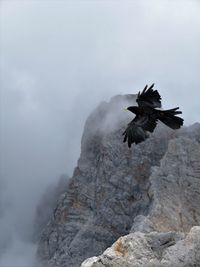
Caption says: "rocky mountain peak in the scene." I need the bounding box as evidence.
[37,95,200,267]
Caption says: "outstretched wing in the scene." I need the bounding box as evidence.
[123,121,148,147]
[123,115,158,147]
[136,84,161,108]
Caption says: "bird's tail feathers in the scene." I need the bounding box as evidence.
[158,107,184,129]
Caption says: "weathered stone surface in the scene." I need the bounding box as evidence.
[81,136,200,267]
[33,174,69,242]
[148,137,200,233]
[130,215,155,233]
[81,227,200,267]
[36,94,200,267]
[161,226,200,266]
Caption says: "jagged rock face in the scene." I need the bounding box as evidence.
[33,175,69,242]
[148,137,200,233]
[37,94,200,267]
[81,226,200,267]
[81,137,200,267]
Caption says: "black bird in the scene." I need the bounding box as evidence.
[123,84,184,147]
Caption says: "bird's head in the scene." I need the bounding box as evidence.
[126,106,138,114]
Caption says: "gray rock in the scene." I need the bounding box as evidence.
[161,226,200,267]
[148,137,200,233]
[33,174,69,242]
[81,135,200,267]
[130,215,155,233]
[36,94,200,267]
[81,227,200,267]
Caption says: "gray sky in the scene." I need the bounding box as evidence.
[0,0,200,264]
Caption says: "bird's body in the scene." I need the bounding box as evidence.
[123,84,184,147]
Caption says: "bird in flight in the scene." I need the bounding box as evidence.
[123,84,184,148]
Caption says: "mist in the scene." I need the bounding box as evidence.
[0,0,200,266]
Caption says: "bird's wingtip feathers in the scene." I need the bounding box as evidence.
[149,83,155,90]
